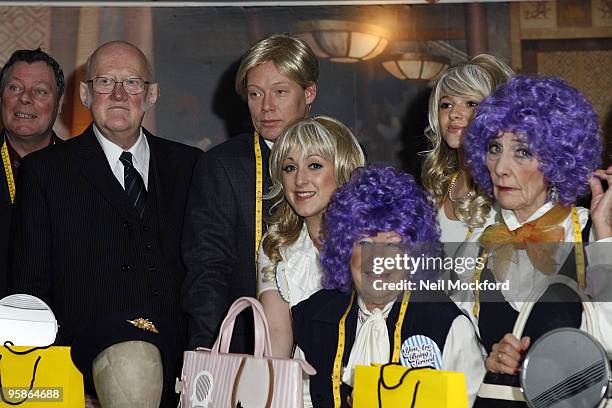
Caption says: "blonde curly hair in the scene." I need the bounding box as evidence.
[421,54,513,229]
[261,116,365,282]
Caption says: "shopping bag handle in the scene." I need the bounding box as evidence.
[1,342,52,355]
[212,297,272,358]
[0,341,47,405]
[377,363,433,408]
[512,275,598,339]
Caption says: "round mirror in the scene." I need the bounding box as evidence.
[0,294,57,346]
[520,327,610,408]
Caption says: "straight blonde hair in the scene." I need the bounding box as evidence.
[235,33,319,99]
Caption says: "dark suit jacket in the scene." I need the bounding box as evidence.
[1,131,62,296]
[182,132,272,352]
[9,125,201,402]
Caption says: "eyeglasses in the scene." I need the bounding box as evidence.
[86,77,150,95]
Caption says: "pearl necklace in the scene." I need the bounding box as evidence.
[447,172,474,203]
[357,306,389,324]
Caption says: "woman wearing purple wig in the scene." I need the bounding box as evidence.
[462,75,612,406]
[292,166,485,407]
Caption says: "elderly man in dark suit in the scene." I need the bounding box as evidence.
[182,33,318,352]
[0,48,64,295]
[10,41,201,406]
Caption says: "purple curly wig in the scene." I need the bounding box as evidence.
[465,75,602,206]
[320,166,441,292]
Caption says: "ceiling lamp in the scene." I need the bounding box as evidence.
[295,20,391,63]
[382,52,450,81]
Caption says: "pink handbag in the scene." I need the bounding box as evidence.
[176,297,316,407]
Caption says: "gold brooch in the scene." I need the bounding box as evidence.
[127,318,159,333]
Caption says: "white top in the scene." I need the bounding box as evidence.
[257,223,322,305]
[453,202,612,355]
[93,124,149,189]
[438,204,497,243]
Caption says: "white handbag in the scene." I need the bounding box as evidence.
[176,296,315,407]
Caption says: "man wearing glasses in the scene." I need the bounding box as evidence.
[10,41,201,406]
[0,48,64,296]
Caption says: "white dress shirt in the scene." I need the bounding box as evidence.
[93,125,150,190]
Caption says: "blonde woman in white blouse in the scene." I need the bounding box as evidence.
[257,116,365,406]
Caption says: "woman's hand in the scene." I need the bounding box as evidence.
[486,333,530,375]
[589,166,612,240]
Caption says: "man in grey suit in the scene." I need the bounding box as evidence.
[182,33,318,352]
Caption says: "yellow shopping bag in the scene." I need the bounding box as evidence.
[353,363,468,408]
[0,343,84,407]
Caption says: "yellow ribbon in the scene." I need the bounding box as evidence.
[473,206,585,318]
[479,205,570,279]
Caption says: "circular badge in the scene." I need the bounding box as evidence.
[400,335,443,369]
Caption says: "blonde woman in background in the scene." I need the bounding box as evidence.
[257,116,365,406]
[421,54,514,241]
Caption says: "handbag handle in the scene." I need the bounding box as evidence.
[512,274,599,339]
[212,297,272,358]
[0,342,46,405]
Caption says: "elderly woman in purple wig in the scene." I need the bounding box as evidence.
[461,75,612,406]
[292,166,485,407]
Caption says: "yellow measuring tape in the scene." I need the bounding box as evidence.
[332,290,410,407]
[472,252,488,318]
[473,206,586,318]
[571,206,585,289]
[254,132,264,293]
[1,139,15,204]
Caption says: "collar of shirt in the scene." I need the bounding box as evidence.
[93,124,150,190]
[275,223,322,306]
[501,201,555,231]
[280,222,319,260]
[3,129,60,182]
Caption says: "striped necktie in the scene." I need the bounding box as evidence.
[119,151,146,217]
